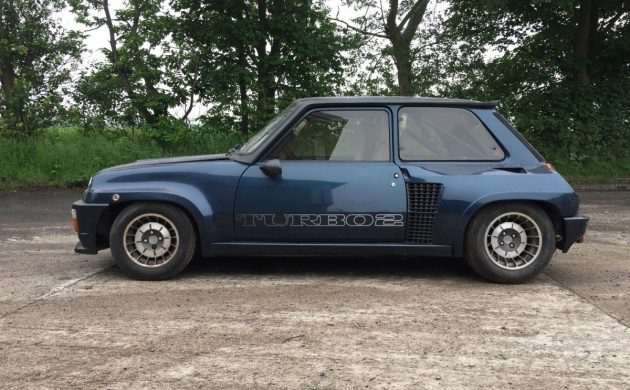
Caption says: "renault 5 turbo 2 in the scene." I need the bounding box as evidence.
[72,97,588,283]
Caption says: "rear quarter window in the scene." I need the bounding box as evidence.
[399,107,505,161]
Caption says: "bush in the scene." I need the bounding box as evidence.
[0,126,241,189]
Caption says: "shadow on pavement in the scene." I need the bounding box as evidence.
[178,255,479,281]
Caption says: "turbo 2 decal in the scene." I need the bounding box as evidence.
[236,213,404,228]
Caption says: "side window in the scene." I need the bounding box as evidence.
[398,107,505,161]
[270,110,390,162]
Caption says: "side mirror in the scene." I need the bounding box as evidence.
[260,159,282,177]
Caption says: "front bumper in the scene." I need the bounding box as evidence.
[72,200,110,255]
[558,216,589,252]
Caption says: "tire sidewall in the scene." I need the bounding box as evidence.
[109,203,196,280]
[465,203,555,284]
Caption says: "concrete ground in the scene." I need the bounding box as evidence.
[0,189,628,389]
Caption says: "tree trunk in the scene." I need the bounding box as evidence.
[254,79,275,129]
[0,60,30,135]
[142,72,167,121]
[102,0,156,124]
[238,71,250,139]
[0,61,16,101]
[253,0,276,127]
[392,43,413,95]
[384,0,428,96]
[574,0,598,85]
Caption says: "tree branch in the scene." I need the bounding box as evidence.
[601,2,629,33]
[102,0,120,63]
[182,88,195,121]
[398,0,428,31]
[82,23,105,33]
[102,0,154,123]
[330,17,388,39]
[378,0,387,28]
[386,0,399,34]
[401,0,429,43]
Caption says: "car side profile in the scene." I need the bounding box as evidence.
[72,97,588,283]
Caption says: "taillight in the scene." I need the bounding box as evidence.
[543,162,556,172]
[71,209,78,233]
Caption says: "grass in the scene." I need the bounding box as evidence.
[1,126,629,189]
[553,158,630,185]
[0,126,241,189]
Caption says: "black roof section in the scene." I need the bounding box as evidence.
[293,96,499,108]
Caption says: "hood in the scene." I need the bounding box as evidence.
[101,153,228,172]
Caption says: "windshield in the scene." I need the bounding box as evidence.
[237,102,298,154]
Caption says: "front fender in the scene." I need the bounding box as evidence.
[83,160,248,256]
[86,184,211,251]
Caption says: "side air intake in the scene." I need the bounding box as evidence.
[405,182,443,244]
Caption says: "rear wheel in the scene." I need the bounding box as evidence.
[464,203,555,283]
[109,203,196,280]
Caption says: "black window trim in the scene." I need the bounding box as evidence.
[260,107,394,163]
[397,106,508,163]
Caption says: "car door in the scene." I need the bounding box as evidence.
[233,108,407,242]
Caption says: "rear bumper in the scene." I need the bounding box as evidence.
[558,216,589,252]
[72,200,110,255]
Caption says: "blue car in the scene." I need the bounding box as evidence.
[72,97,588,283]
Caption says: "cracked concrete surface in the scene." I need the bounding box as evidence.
[0,189,628,389]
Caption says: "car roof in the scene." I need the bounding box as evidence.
[293,96,499,108]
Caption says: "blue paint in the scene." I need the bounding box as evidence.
[73,98,587,258]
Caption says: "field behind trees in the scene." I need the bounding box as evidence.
[1,0,629,188]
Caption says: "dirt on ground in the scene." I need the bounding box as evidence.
[0,189,628,389]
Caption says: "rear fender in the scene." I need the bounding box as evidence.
[452,192,573,257]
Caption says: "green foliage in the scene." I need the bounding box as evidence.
[0,126,241,189]
[68,0,203,134]
[1,0,629,188]
[555,157,630,184]
[434,0,630,164]
[0,0,82,135]
[172,0,350,135]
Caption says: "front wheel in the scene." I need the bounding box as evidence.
[464,203,555,284]
[109,203,196,280]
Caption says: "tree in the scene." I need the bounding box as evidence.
[444,0,630,87]
[173,0,348,137]
[438,0,630,160]
[0,0,82,135]
[70,0,198,131]
[572,0,630,84]
[333,0,432,95]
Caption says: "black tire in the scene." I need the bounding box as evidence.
[464,202,555,284]
[109,202,196,280]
